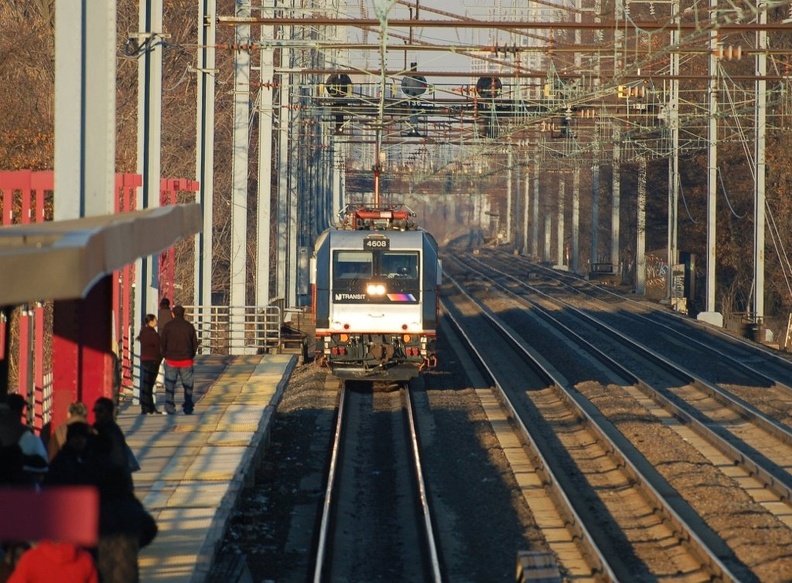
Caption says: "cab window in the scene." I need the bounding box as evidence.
[334,251,373,279]
[378,252,418,279]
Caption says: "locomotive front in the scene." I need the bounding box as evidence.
[312,206,440,381]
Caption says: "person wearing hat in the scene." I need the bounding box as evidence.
[47,401,90,461]
[160,305,199,415]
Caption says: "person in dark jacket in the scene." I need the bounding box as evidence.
[0,397,48,486]
[44,422,94,487]
[160,305,199,415]
[156,298,172,335]
[92,467,157,583]
[135,314,163,415]
[90,398,134,494]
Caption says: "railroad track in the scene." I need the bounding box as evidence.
[312,380,442,582]
[440,253,792,581]
[488,249,792,396]
[453,252,792,501]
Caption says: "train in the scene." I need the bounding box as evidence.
[311,204,441,381]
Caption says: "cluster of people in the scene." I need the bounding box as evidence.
[0,298,199,582]
[136,299,199,416]
[0,395,157,583]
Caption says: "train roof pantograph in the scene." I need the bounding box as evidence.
[337,204,418,232]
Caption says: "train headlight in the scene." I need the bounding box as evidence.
[366,283,386,296]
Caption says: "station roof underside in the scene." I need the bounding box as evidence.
[0,204,202,306]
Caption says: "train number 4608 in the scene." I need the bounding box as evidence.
[363,238,390,250]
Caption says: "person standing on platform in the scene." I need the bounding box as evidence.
[135,315,163,415]
[160,305,198,415]
[47,401,90,461]
[93,466,157,583]
[156,298,172,334]
[90,398,135,494]
[44,422,94,487]
[155,298,173,392]
[0,395,48,486]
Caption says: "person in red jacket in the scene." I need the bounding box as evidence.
[135,314,163,415]
[8,540,98,583]
[160,305,199,415]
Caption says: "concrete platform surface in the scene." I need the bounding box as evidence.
[116,353,297,583]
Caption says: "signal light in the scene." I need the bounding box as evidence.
[403,334,411,342]
[340,334,349,342]
[716,45,743,60]
[618,85,645,99]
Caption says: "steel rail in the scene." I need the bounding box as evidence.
[312,385,347,583]
[524,258,792,391]
[458,253,792,503]
[516,258,792,395]
[444,269,742,581]
[468,252,791,391]
[440,283,617,582]
[403,386,443,583]
[312,384,443,581]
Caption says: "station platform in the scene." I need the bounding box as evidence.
[117,353,297,583]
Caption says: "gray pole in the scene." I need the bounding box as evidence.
[571,165,580,273]
[522,153,530,256]
[532,164,540,259]
[256,11,275,306]
[543,210,552,263]
[135,0,163,347]
[557,178,565,267]
[590,161,600,271]
[611,127,621,273]
[277,45,291,301]
[667,0,680,299]
[514,153,521,253]
[333,147,344,218]
[231,1,251,320]
[636,157,647,294]
[754,7,767,321]
[54,1,116,221]
[506,148,513,244]
[195,0,216,310]
[705,0,718,316]
[288,109,299,308]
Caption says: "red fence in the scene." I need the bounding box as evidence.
[0,170,199,430]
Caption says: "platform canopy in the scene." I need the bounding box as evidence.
[0,204,202,305]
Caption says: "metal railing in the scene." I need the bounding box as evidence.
[183,305,282,356]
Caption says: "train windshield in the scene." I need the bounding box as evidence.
[334,251,373,279]
[333,251,419,281]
